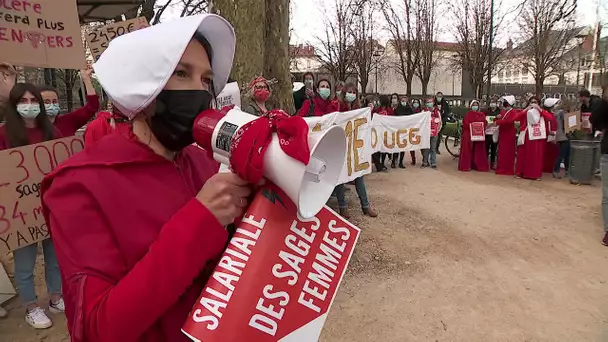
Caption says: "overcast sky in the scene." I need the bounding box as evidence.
[290,0,607,46]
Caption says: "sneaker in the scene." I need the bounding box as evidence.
[391,162,396,168]
[363,207,378,217]
[399,163,406,169]
[431,165,438,169]
[552,172,562,179]
[410,161,416,166]
[421,163,429,168]
[339,207,350,219]
[49,298,65,314]
[25,306,52,329]
[0,305,7,318]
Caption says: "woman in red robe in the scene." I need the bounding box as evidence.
[494,95,520,175]
[41,15,253,342]
[542,98,560,173]
[458,100,490,172]
[513,97,555,180]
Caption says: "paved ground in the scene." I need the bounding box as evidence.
[1,151,607,342]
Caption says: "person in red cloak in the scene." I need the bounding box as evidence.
[494,95,520,175]
[458,100,490,172]
[83,109,130,148]
[542,98,560,173]
[41,14,253,342]
[296,79,338,116]
[513,96,554,180]
[39,67,100,137]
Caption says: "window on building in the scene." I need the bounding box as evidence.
[498,71,504,78]
[521,67,528,75]
[506,69,511,78]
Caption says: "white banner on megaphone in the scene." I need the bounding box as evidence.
[193,107,346,218]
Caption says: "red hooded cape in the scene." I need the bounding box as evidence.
[458,110,490,172]
[41,131,226,342]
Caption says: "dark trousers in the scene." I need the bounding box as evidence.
[553,140,571,173]
[392,152,405,166]
[486,135,497,164]
[435,122,446,151]
[372,152,384,171]
[410,151,416,164]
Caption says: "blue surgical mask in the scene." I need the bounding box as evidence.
[336,90,342,97]
[304,79,314,87]
[401,101,408,107]
[472,105,479,111]
[436,96,443,102]
[319,88,331,100]
[17,103,41,119]
[413,103,420,108]
[345,92,357,103]
[45,103,60,116]
[490,103,497,109]
[426,102,434,109]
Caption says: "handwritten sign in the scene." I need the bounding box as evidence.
[581,112,592,130]
[86,17,149,61]
[470,122,485,141]
[216,82,241,109]
[305,109,430,184]
[182,184,360,341]
[0,136,84,253]
[565,111,580,133]
[0,0,85,69]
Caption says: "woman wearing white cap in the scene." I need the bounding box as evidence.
[513,96,556,180]
[542,98,563,177]
[40,15,251,341]
[494,95,521,175]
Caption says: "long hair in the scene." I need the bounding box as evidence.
[344,83,360,109]
[4,83,54,148]
[379,95,391,108]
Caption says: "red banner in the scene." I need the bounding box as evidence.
[182,184,360,341]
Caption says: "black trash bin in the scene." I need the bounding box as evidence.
[568,140,601,185]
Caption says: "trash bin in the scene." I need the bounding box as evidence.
[568,140,601,185]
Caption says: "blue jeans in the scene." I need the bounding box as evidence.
[422,136,438,166]
[13,239,62,305]
[335,176,370,209]
[553,140,570,173]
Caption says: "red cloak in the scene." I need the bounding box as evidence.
[41,130,226,342]
[514,109,554,179]
[458,110,490,172]
[494,108,520,175]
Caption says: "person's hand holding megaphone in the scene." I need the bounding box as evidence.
[196,172,252,226]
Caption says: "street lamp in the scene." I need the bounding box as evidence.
[373,45,385,94]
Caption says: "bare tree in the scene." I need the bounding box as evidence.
[315,0,360,82]
[450,0,504,99]
[382,0,419,96]
[350,1,380,93]
[414,0,439,96]
[517,0,577,96]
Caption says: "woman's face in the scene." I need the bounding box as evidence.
[165,39,213,92]
[254,81,269,91]
[391,95,398,102]
[19,91,38,105]
[318,81,330,90]
[401,96,408,103]
[335,84,344,93]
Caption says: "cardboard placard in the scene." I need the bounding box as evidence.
[0,136,84,253]
[0,0,85,69]
[581,112,592,130]
[86,17,149,61]
[470,122,485,141]
[183,184,360,341]
[0,262,16,305]
[564,111,580,133]
[216,82,241,109]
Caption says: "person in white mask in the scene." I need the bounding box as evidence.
[38,68,99,137]
[0,82,64,329]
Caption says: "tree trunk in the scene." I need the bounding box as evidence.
[535,76,543,98]
[264,0,294,113]
[405,75,413,97]
[421,80,428,97]
[213,0,265,95]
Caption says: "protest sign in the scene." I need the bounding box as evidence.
[0,263,15,305]
[216,82,241,109]
[564,111,581,133]
[370,112,430,153]
[305,108,372,183]
[0,136,84,253]
[581,112,592,130]
[87,17,149,61]
[0,0,85,69]
[470,122,485,141]
[183,184,360,342]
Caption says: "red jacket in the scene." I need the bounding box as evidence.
[54,95,100,137]
[0,125,61,150]
[296,96,338,117]
[41,131,227,342]
[84,111,131,148]
[373,106,394,116]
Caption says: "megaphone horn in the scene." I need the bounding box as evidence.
[193,107,347,219]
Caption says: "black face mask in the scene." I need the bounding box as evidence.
[502,101,509,107]
[150,90,213,151]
